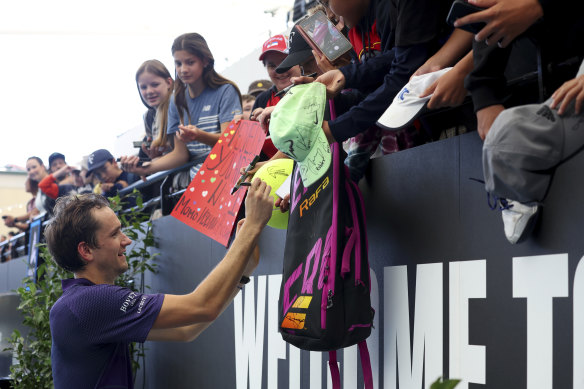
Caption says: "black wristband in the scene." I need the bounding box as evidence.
[240,275,251,285]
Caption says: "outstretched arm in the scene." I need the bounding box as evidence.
[121,135,190,176]
[147,223,260,342]
[147,179,273,341]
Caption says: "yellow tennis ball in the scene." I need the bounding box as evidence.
[254,158,294,229]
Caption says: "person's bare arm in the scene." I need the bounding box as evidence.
[421,51,474,109]
[413,29,474,77]
[148,231,260,342]
[146,179,272,339]
[176,121,233,146]
[120,135,190,176]
[3,214,31,232]
[477,104,505,140]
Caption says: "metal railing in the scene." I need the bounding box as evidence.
[0,157,205,269]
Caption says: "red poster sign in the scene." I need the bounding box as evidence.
[171,120,266,246]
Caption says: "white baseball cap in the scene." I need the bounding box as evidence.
[377,67,453,130]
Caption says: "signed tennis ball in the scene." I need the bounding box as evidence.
[254,158,294,230]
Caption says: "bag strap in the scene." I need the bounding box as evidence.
[328,343,374,389]
[328,350,341,389]
[359,340,374,389]
[329,99,337,121]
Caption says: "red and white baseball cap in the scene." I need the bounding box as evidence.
[259,35,289,61]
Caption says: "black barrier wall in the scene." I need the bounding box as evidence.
[142,132,584,389]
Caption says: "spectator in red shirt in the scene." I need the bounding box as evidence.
[250,35,301,160]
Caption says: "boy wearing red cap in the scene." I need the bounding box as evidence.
[251,35,302,160]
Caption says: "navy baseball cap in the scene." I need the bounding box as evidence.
[48,152,66,167]
[86,149,114,175]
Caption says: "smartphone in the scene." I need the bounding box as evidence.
[116,157,145,167]
[446,0,486,35]
[133,140,151,148]
[296,10,353,63]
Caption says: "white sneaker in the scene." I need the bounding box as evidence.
[501,200,539,244]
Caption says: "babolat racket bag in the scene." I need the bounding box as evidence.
[270,84,374,389]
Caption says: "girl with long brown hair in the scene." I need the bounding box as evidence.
[122,33,242,183]
[135,59,174,160]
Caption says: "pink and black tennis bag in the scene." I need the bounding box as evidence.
[278,135,374,388]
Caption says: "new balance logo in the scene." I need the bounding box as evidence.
[202,105,211,112]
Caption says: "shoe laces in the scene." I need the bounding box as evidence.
[468,177,515,211]
[487,193,513,211]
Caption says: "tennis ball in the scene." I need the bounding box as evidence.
[254,158,294,230]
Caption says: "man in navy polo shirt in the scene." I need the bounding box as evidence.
[45,179,273,389]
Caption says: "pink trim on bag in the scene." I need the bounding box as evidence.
[358,340,374,389]
[341,226,356,277]
[352,178,371,291]
[348,323,373,332]
[345,180,362,285]
[329,351,341,389]
[301,238,322,294]
[282,263,303,316]
[321,142,340,329]
[318,227,333,290]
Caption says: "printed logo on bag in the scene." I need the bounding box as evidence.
[281,295,313,329]
[281,226,334,330]
[299,175,329,217]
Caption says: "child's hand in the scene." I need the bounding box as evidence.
[177,124,202,143]
[100,183,114,193]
